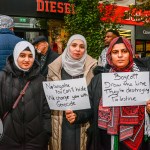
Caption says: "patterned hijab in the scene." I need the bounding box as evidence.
[62,34,87,77]
[106,37,133,72]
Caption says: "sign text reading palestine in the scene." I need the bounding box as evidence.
[36,0,75,14]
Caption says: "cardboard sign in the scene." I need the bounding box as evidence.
[102,72,150,106]
[43,78,90,110]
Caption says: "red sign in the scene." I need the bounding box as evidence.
[100,4,150,26]
[36,0,75,14]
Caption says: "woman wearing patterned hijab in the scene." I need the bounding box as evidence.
[47,34,97,150]
[87,37,150,150]
[0,41,51,150]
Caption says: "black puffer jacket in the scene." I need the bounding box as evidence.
[0,55,51,150]
[86,59,149,150]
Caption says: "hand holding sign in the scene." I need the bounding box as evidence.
[146,100,150,114]
[65,110,77,124]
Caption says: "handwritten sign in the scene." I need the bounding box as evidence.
[102,72,150,106]
[43,78,90,110]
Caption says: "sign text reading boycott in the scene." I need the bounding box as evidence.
[43,78,90,110]
[102,72,150,106]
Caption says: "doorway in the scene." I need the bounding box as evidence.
[14,30,47,43]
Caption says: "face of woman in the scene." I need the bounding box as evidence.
[17,50,34,70]
[111,43,130,69]
[69,39,85,60]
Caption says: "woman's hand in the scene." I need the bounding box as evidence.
[146,100,150,114]
[65,110,77,124]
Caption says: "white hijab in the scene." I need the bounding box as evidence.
[62,34,87,76]
[13,41,35,72]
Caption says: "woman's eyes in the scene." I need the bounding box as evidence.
[28,55,33,58]
[111,49,128,54]
[71,44,85,49]
[80,45,85,49]
[19,54,33,58]
[71,44,77,47]
[19,54,25,58]
[122,50,128,53]
[111,50,118,54]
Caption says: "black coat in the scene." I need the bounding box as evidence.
[36,47,59,77]
[86,60,149,150]
[134,57,150,71]
[61,68,92,150]
[0,55,51,150]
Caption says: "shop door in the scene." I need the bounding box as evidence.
[15,30,47,43]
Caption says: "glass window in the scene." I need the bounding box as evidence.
[13,17,47,29]
[47,19,68,54]
[136,40,144,52]
[146,41,150,51]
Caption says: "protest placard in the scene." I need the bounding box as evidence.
[43,78,90,110]
[102,72,150,106]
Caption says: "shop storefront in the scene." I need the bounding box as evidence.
[1,0,149,55]
[0,0,72,54]
[135,26,150,57]
[101,1,150,56]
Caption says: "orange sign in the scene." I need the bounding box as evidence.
[36,0,75,14]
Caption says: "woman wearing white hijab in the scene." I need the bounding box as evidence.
[47,34,97,150]
[0,41,51,150]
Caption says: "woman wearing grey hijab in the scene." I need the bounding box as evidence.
[0,41,51,150]
[47,34,97,150]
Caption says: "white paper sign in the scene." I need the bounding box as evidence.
[43,78,91,110]
[102,72,150,106]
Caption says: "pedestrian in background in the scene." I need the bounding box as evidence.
[32,35,59,77]
[98,29,120,66]
[47,34,97,150]
[0,15,23,70]
[0,41,51,150]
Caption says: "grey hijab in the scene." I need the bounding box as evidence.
[62,34,87,77]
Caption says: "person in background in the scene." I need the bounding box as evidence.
[0,41,51,150]
[50,38,58,53]
[0,15,23,70]
[47,34,97,150]
[32,35,59,77]
[98,29,120,66]
[55,34,64,54]
[87,37,150,150]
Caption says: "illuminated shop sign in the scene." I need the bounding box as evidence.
[36,0,75,14]
[143,30,150,35]
[99,3,150,26]
[135,26,150,40]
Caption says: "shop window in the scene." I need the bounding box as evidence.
[146,41,150,52]
[136,41,144,52]
[13,17,47,29]
[47,19,68,54]
[135,40,150,57]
